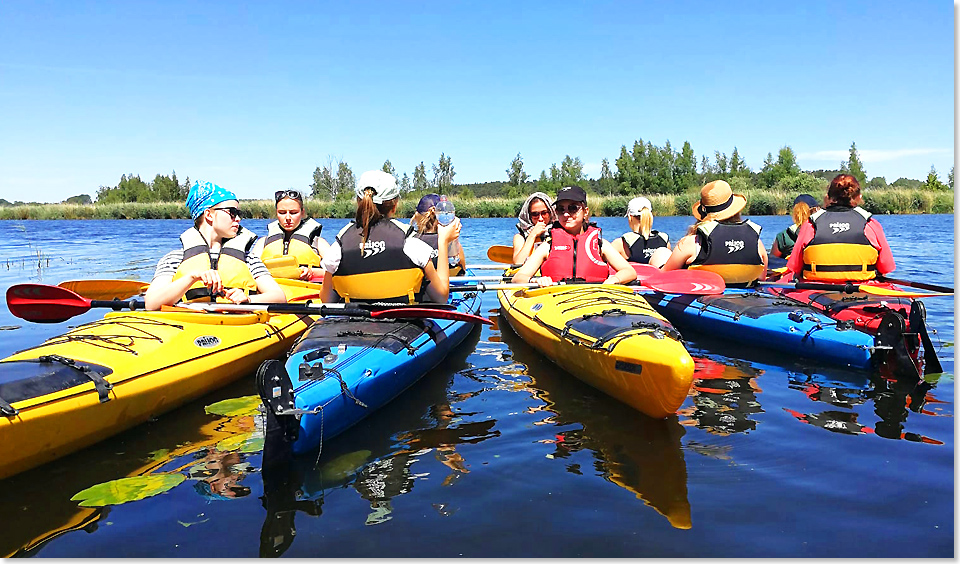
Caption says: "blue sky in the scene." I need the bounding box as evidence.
[0,0,954,203]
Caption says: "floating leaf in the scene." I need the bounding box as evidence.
[215,432,264,453]
[318,450,372,482]
[204,395,262,418]
[71,474,186,507]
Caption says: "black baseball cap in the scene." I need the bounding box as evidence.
[555,186,587,204]
[793,194,818,207]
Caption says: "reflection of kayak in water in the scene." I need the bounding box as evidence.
[678,356,764,437]
[498,315,691,529]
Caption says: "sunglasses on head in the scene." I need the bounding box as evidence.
[275,189,303,203]
[213,206,242,220]
[554,203,582,215]
[529,210,550,219]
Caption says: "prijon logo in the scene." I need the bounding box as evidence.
[194,335,221,348]
[829,222,850,234]
[553,245,571,251]
[725,240,745,254]
[361,240,386,259]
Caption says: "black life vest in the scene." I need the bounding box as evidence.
[410,230,465,277]
[333,219,424,304]
[801,206,879,282]
[540,223,609,283]
[689,219,764,287]
[620,230,669,264]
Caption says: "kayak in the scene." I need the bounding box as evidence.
[0,307,314,481]
[497,284,695,419]
[256,283,483,455]
[642,289,908,373]
[764,282,916,336]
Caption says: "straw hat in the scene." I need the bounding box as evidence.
[692,180,747,221]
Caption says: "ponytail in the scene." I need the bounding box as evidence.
[414,209,439,235]
[355,189,398,247]
[791,202,811,227]
[637,208,653,239]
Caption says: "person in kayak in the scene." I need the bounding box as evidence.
[512,191,558,264]
[408,193,467,277]
[252,189,330,280]
[511,186,636,287]
[318,170,462,304]
[661,179,768,287]
[611,196,671,267]
[770,193,819,259]
[786,173,895,282]
[145,181,287,310]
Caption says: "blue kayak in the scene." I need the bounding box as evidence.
[256,287,483,455]
[642,289,878,371]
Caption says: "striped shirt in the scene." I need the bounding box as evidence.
[152,249,270,282]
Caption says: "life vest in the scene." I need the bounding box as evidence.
[332,219,424,304]
[260,218,323,268]
[172,227,258,302]
[688,219,764,287]
[801,206,879,282]
[540,223,609,283]
[410,230,465,277]
[621,230,669,264]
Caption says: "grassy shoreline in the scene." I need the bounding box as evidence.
[0,188,952,220]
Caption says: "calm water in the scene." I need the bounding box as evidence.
[0,215,953,558]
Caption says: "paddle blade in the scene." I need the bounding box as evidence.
[486,245,515,264]
[372,307,493,325]
[623,265,725,295]
[59,279,148,300]
[7,283,93,323]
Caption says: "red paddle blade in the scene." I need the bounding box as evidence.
[638,270,726,295]
[7,283,93,323]
[371,307,493,325]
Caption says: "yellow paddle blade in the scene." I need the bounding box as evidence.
[856,285,950,298]
[263,255,304,280]
[486,245,514,264]
[58,279,148,300]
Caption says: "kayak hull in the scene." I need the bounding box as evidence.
[643,289,877,370]
[267,289,483,455]
[497,284,695,419]
[0,309,313,481]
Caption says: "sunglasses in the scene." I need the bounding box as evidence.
[275,189,303,203]
[529,210,550,219]
[213,206,242,220]
[554,203,583,215]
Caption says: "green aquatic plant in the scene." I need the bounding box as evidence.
[71,474,186,507]
[204,395,262,418]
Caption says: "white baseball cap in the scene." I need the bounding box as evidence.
[356,170,400,204]
[625,196,652,216]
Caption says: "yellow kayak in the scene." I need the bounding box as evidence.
[0,308,313,481]
[497,284,695,418]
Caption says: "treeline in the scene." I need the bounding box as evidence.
[94,172,191,204]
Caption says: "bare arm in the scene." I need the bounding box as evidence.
[511,243,550,284]
[602,241,637,284]
[145,274,209,311]
[250,275,288,304]
[513,223,547,264]
[661,235,698,272]
[611,237,629,260]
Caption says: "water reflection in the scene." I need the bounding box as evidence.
[497,314,692,529]
[679,356,765,436]
[258,328,500,557]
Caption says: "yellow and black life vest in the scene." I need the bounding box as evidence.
[801,206,879,282]
[172,227,258,302]
[688,219,764,287]
[260,218,323,268]
[621,230,669,264]
[410,230,466,277]
[332,219,424,304]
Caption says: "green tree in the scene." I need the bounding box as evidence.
[840,142,867,186]
[431,153,455,193]
[866,176,888,189]
[673,141,698,191]
[335,162,356,200]
[923,166,948,190]
[714,151,729,176]
[64,194,92,204]
[730,147,747,176]
[310,163,336,199]
[560,155,585,184]
[949,166,955,189]
[413,161,429,193]
[506,152,530,187]
[382,159,396,177]
[400,172,411,193]
[599,158,616,195]
[615,145,638,190]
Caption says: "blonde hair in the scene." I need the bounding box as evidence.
[791,201,812,227]
[356,188,397,247]
[413,209,438,235]
[636,208,653,238]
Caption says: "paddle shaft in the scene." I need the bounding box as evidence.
[758,281,949,298]
[879,276,954,294]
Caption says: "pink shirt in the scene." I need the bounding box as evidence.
[787,214,895,278]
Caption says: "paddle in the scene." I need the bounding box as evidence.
[6,284,491,325]
[486,245,515,264]
[879,276,954,294]
[758,281,949,299]
[59,279,149,300]
[451,270,725,296]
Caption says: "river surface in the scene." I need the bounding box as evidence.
[0,214,953,557]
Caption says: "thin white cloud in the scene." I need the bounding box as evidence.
[798,148,952,163]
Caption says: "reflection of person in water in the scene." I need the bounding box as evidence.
[187,450,252,500]
[678,357,764,436]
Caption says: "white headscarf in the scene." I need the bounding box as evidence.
[516,192,557,236]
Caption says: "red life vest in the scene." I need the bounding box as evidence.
[540,223,609,282]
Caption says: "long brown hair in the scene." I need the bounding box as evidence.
[413,209,438,235]
[356,188,397,247]
[791,202,812,226]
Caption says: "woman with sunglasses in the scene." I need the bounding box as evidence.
[318,171,461,304]
[512,191,557,264]
[252,189,330,280]
[511,186,636,287]
[145,181,287,310]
